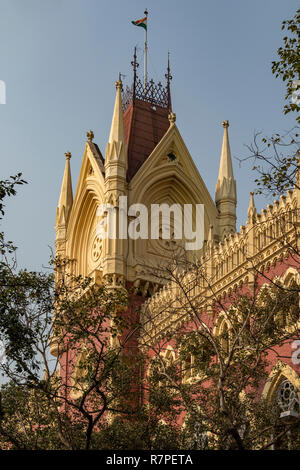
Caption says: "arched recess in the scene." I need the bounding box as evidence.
[281,267,300,286]
[262,361,300,406]
[127,124,219,278]
[162,345,176,364]
[146,345,176,390]
[213,311,232,355]
[70,345,90,400]
[129,171,213,271]
[261,361,300,449]
[281,268,300,329]
[257,270,300,330]
[67,180,105,278]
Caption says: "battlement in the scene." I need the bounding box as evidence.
[140,184,300,341]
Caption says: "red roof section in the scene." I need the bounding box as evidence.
[124,99,170,181]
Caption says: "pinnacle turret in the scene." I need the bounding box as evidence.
[105,80,127,167]
[215,120,236,203]
[56,151,73,227]
[248,192,257,221]
[215,121,237,237]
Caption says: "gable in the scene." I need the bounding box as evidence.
[129,123,218,229]
[65,142,106,277]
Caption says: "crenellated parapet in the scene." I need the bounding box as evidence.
[140,183,300,342]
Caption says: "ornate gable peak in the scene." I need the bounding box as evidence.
[105,80,127,167]
[129,123,218,220]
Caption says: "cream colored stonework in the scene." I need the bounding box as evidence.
[55,80,233,290]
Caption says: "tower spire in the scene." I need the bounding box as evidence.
[216,120,234,183]
[215,120,237,237]
[105,79,127,167]
[57,151,73,225]
[103,81,128,286]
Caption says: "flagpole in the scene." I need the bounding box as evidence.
[144,9,148,91]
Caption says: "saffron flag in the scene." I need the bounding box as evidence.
[131,16,147,31]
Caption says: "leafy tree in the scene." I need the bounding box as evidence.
[139,263,300,450]
[240,8,300,197]
[0,176,183,450]
[272,8,300,123]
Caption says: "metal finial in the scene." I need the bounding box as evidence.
[131,47,139,101]
[65,151,71,160]
[168,112,176,125]
[144,9,148,16]
[222,120,229,128]
[86,130,94,142]
[165,51,172,82]
[165,51,172,111]
[131,47,139,73]
[115,79,122,89]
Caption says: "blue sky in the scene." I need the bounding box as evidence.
[0,0,299,270]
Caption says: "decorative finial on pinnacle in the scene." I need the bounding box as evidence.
[248,191,257,220]
[86,130,94,142]
[144,9,148,16]
[115,79,122,90]
[222,120,229,128]
[65,152,71,160]
[168,112,176,125]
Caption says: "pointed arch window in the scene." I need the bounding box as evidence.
[214,314,231,356]
[270,378,300,449]
[276,379,300,414]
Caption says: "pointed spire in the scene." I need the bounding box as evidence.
[215,121,237,237]
[217,120,234,183]
[207,225,214,248]
[105,80,127,166]
[215,120,237,203]
[248,192,257,220]
[109,80,125,144]
[57,152,73,225]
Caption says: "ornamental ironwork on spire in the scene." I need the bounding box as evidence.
[122,48,172,112]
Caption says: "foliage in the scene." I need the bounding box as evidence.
[0,175,183,450]
[242,128,300,197]
[272,8,300,123]
[140,263,300,450]
[240,9,300,196]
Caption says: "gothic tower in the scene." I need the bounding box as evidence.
[55,51,236,296]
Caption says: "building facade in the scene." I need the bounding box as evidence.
[54,55,300,443]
